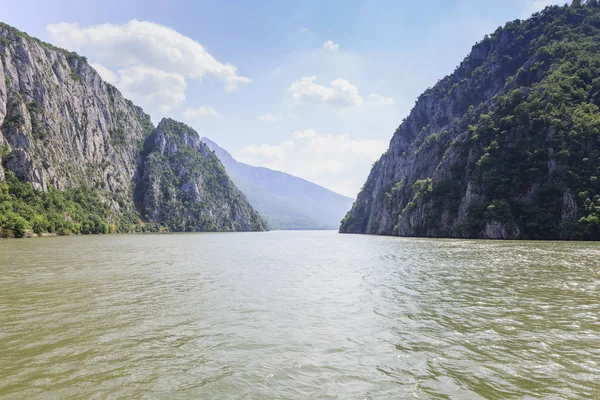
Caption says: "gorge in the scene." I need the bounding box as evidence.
[0,22,264,236]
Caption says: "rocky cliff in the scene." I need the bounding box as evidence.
[0,23,152,209]
[0,23,265,236]
[139,119,265,232]
[341,2,600,240]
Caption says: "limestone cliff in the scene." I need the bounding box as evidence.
[341,2,600,240]
[0,23,265,235]
[139,119,266,232]
[0,23,152,212]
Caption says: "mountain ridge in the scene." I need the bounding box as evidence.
[202,137,354,230]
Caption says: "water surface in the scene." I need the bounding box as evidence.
[1,232,599,398]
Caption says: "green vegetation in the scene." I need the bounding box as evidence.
[342,1,600,240]
[0,22,87,64]
[26,101,47,140]
[0,170,112,237]
[0,170,168,238]
[0,23,264,237]
[456,2,600,239]
[139,119,265,232]
[340,158,383,233]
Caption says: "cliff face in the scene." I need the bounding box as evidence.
[0,23,152,212]
[341,3,600,240]
[0,23,265,235]
[139,119,266,232]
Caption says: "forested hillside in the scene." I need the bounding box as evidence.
[341,1,600,240]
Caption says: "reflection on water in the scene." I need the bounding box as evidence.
[1,232,599,398]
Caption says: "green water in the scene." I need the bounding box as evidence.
[0,232,599,399]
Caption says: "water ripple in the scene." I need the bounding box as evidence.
[0,232,599,398]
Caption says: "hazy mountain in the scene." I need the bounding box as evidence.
[202,138,354,230]
[341,2,600,240]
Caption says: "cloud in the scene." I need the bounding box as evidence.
[258,113,280,122]
[323,40,340,52]
[183,106,218,120]
[258,113,298,122]
[368,93,395,106]
[47,20,251,114]
[287,76,364,109]
[118,66,187,112]
[238,129,388,197]
[271,68,281,76]
[522,0,565,18]
[90,62,117,84]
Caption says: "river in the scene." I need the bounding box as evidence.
[1,231,599,398]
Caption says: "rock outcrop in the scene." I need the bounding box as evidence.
[139,119,265,232]
[0,23,151,211]
[341,3,600,240]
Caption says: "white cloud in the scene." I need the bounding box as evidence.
[258,113,280,122]
[183,106,218,120]
[368,93,395,107]
[258,113,296,122]
[323,40,340,52]
[238,129,388,197]
[118,66,187,112]
[90,62,117,84]
[47,20,251,114]
[287,76,364,109]
[271,68,281,76]
[522,0,565,18]
[47,20,250,88]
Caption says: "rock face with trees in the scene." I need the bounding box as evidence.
[139,119,265,232]
[341,2,600,240]
[0,23,265,237]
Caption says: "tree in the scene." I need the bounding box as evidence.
[5,214,30,238]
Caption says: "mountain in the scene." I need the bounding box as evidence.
[139,120,265,232]
[341,1,600,240]
[0,22,264,237]
[202,138,355,230]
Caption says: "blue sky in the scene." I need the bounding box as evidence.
[1,0,565,196]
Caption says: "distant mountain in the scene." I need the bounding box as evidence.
[202,138,354,230]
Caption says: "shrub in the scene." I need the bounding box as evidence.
[58,228,73,236]
[4,214,30,238]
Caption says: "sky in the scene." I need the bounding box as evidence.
[0,0,566,197]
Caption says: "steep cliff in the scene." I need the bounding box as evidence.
[0,23,152,212]
[341,2,600,240]
[139,119,265,232]
[0,23,265,236]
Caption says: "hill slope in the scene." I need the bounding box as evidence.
[341,2,600,240]
[203,138,355,230]
[0,22,264,236]
[139,120,265,232]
